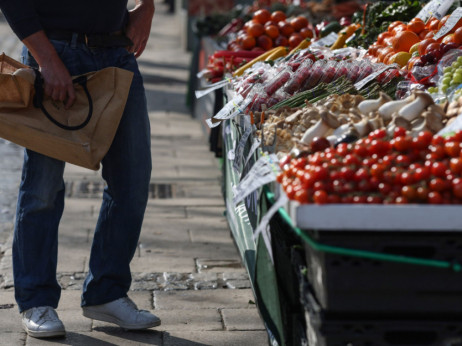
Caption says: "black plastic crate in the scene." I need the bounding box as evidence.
[268,199,308,346]
[303,230,462,315]
[300,273,462,346]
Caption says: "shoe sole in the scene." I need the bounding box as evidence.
[82,309,161,330]
[23,324,66,339]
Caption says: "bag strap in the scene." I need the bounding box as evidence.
[33,69,93,131]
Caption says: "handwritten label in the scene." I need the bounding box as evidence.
[206,95,250,128]
[243,137,261,168]
[354,64,398,90]
[416,0,454,21]
[232,154,280,206]
[195,79,230,99]
[311,32,338,47]
[233,126,252,172]
[435,6,462,39]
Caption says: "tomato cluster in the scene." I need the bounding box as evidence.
[277,128,462,204]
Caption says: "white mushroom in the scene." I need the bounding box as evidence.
[378,95,414,122]
[352,117,371,137]
[398,92,435,122]
[358,92,392,115]
[301,110,340,145]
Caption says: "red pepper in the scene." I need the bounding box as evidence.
[212,50,264,59]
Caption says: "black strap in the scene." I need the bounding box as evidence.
[33,69,93,131]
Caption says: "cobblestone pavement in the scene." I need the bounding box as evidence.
[0,1,268,345]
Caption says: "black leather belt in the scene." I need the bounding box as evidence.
[45,30,133,48]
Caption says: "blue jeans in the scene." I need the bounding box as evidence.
[13,40,152,312]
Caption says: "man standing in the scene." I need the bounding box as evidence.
[0,0,159,338]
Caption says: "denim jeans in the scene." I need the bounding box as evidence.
[13,39,152,312]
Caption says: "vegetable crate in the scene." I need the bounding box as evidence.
[303,229,462,315]
[301,283,462,346]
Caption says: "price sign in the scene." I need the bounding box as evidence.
[232,154,280,206]
[434,7,462,40]
[311,32,338,47]
[233,126,252,172]
[195,79,231,99]
[354,64,398,90]
[206,96,251,128]
[415,0,454,21]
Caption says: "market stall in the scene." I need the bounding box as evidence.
[194,1,462,345]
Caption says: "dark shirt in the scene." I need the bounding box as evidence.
[0,0,129,40]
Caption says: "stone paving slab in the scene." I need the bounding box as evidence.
[1,332,26,346]
[26,330,163,346]
[154,289,256,310]
[163,330,269,346]
[189,229,234,244]
[221,308,266,331]
[0,309,23,332]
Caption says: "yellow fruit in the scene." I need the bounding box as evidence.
[388,52,412,67]
[409,42,420,56]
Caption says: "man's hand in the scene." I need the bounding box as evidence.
[126,0,155,58]
[23,31,75,109]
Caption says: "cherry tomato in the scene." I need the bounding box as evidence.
[313,190,328,204]
[392,136,411,152]
[450,157,462,174]
[431,162,447,177]
[428,191,444,204]
[401,185,417,201]
[444,141,461,158]
[452,178,462,198]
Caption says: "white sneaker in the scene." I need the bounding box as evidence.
[22,306,66,338]
[82,297,161,330]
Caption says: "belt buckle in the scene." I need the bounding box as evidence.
[84,34,89,46]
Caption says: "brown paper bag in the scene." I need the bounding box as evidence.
[0,53,133,170]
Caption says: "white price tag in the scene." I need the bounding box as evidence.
[206,95,251,128]
[434,6,462,39]
[415,0,453,21]
[354,64,398,90]
[232,154,280,206]
[233,126,252,172]
[434,0,456,19]
[195,79,231,99]
[311,32,338,47]
[243,138,261,168]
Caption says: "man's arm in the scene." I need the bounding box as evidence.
[126,0,155,58]
[23,31,75,108]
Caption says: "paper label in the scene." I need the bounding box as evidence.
[232,154,280,206]
[311,32,338,47]
[195,79,230,99]
[435,6,462,39]
[416,0,454,21]
[206,95,250,128]
[244,138,261,168]
[253,193,288,241]
[233,126,252,172]
[354,64,398,90]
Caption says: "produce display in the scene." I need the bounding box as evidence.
[195,1,462,345]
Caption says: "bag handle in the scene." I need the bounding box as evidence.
[33,69,93,131]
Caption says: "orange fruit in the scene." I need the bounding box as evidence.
[388,21,404,33]
[377,32,392,45]
[367,44,383,57]
[418,38,436,56]
[253,9,271,25]
[438,15,450,31]
[454,27,462,45]
[442,34,456,44]
[257,35,273,51]
[247,22,264,37]
[300,27,313,39]
[288,33,304,49]
[392,30,420,53]
[271,10,286,23]
[240,35,256,50]
[383,35,395,46]
[264,20,277,27]
[290,16,309,32]
[377,46,394,62]
[407,20,425,34]
[419,29,430,39]
[427,18,440,31]
[392,24,407,35]
[264,25,279,39]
